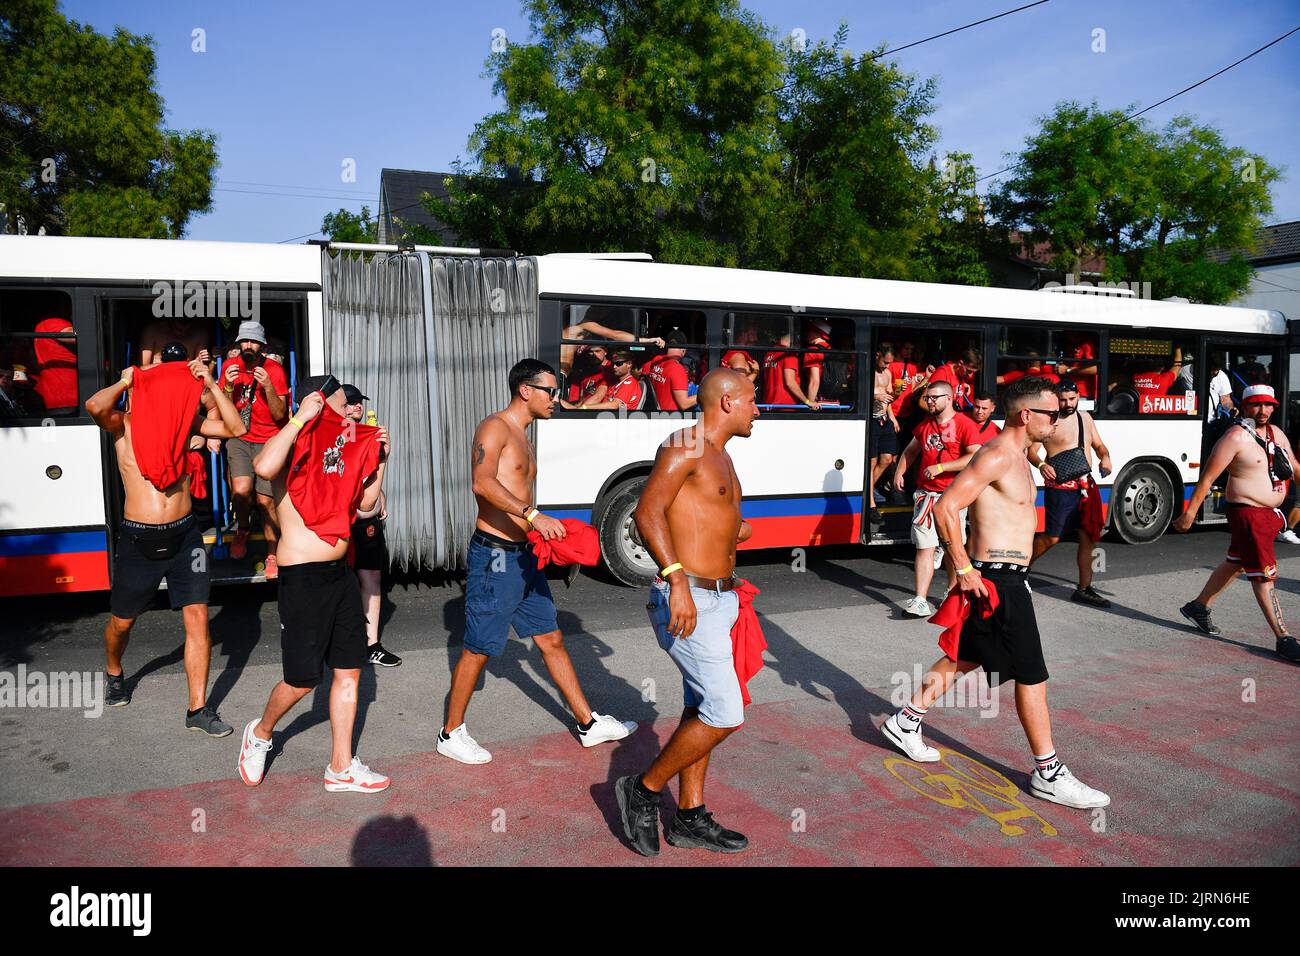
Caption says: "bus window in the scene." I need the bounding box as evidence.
[0,289,78,419]
[1224,349,1275,408]
[996,327,1100,409]
[560,304,640,378]
[800,316,855,409]
[1107,335,1198,417]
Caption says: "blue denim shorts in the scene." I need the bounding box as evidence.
[463,532,559,657]
[647,581,744,728]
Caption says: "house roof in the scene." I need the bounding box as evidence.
[379,168,462,244]
[1208,220,1300,266]
[1007,230,1105,275]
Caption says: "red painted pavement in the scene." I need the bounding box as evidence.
[2,633,1296,866]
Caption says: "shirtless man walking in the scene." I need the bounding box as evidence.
[1028,379,1114,608]
[237,375,392,792]
[880,376,1111,810]
[616,368,760,856]
[436,359,637,764]
[85,357,246,734]
[1174,384,1300,663]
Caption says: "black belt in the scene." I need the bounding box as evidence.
[122,513,194,533]
[472,529,530,551]
[971,560,1028,574]
[656,573,737,592]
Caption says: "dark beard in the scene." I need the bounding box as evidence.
[1059,406,1077,417]
[241,349,259,366]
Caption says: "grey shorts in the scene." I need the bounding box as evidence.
[911,491,967,550]
[647,581,744,728]
[226,437,273,497]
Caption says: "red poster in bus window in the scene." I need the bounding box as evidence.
[33,317,78,412]
[128,361,204,492]
[762,351,800,405]
[287,403,381,546]
[1131,370,1196,415]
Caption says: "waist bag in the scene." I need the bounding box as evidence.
[125,516,193,561]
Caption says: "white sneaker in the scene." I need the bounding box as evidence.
[1278,529,1300,545]
[579,712,637,748]
[933,546,945,570]
[324,756,390,793]
[237,719,273,787]
[881,714,940,762]
[437,723,492,764]
[903,596,936,617]
[1029,765,1110,809]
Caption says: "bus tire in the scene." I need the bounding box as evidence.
[597,477,657,588]
[1110,463,1174,545]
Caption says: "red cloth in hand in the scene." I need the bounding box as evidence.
[129,362,203,492]
[1080,476,1104,540]
[186,450,208,499]
[930,580,1001,660]
[731,579,767,707]
[287,403,381,546]
[526,519,601,568]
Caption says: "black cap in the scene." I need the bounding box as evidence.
[342,384,368,405]
[296,374,331,404]
[160,342,188,363]
[1055,378,1079,394]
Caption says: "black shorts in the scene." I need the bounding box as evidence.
[278,559,367,687]
[955,563,1049,686]
[870,415,898,457]
[351,515,388,571]
[1043,486,1084,538]
[111,515,210,619]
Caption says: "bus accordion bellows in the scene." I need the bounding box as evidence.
[0,234,1289,596]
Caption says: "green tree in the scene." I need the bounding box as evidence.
[911,152,995,287]
[321,205,378,242]
[0,0,217,237]
[988,101,1279,303]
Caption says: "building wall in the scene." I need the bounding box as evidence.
[1232,261,1300,320]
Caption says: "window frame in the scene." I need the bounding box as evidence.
[0,284,87,426]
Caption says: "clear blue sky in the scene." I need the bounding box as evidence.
[62,0,1300,245]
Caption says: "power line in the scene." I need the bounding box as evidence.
[215,186,380,202]
[974,24,1300,185]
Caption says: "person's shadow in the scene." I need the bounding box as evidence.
[351,815,435,866]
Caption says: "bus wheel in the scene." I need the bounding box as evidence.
[1111,463,1173,544]
[597,478,656,588]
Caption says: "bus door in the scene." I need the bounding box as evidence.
[863,316,993,545]
[0,284,111,597]
[1199,336,1288,521]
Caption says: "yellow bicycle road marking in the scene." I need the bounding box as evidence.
[885,748,1058,837]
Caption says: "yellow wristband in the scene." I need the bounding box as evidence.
[525,508,540,524]
[119,378,131,389]
[935,462,944,474]
[660,562,684,578]
[288,416,304,430]
[956,564,974,575]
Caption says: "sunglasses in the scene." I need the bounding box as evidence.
[526,383,559,398]
[1028,407,1060,422]
[922,394,949,403]
[613,360,630,368]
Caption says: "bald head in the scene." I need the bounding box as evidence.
[698,367,750,407]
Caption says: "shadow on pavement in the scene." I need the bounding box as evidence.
[351,814,435,866]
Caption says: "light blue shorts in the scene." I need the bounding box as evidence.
[647,581,744,729]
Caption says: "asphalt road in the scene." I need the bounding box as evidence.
[1,525,1298,866]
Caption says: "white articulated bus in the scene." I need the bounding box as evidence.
[0,234,1290,596]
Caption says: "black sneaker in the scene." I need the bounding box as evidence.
[664,808,749,853]
[105,672,130,707]
[367,644,403,667]
[614,775,661,857]
[1180,601,1222,636]
[869,508,884,527]
[1071,586,1111,609]
[1277,635,1300,663]
[186,706,233,737]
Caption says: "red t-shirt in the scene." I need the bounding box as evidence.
[1131,370,1182,414]
[287,403,382,546]
[1070,341,1097,398]
[722,349,755,371]
[887,360,924,417]
[929,363,974,410]
[578,365,614,401]
[761,352,800,405]
[228,358,290,443]
[970,416,1001,443]
[802,336,830,371]
[913,414,983,492]
[606,375,643,409]
[646,357,689,411]
[33,318,78,412]
[1002,366,1060,387]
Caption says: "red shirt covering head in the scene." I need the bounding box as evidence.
[128,361,204,492]
[228,357,290,443]
[930,581,1001,661]
[1070,340,1097,398]
[287,402,381,546]
[731,579,767,706]
[761,351,800,405]
[33,317,78,411]
[913,413,983,492]
[527,519,602,568]
[647,356,690,410]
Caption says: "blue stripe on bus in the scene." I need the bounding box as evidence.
[547,509,594,523]
[742,494,859,518]
[0,531,108,558]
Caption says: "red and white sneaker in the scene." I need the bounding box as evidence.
[263,553,278,581]
[237,719,273,786]
[324,756,390,793]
